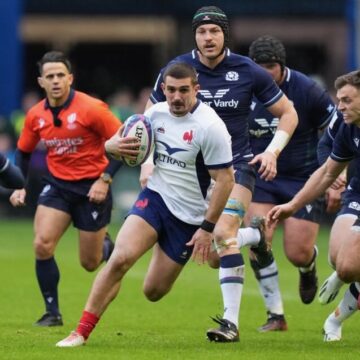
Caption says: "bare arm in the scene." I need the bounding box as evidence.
[267,94,298,140]
[204,166,235,223]
[267,157,347,224]
[249,95,298,181]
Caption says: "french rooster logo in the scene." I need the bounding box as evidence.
[135,198,149,210]
[183,130,193,144]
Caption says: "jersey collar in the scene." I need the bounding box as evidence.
[44,88,75,110]
[191,48,231,65]
[190,99,201,114]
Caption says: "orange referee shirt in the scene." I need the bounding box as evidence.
[18,90,121,181]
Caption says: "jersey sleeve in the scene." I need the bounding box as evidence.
[88,101,122,139]
[17,111,41,153]
[202,118,233,168]
[330,123,354,162]
[318,111,343,164]
[252,64,283,107]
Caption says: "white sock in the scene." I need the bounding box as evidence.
[220,265,245,327]
[257,260,284,315]
[329,282,358,324]
[237,227,260,248]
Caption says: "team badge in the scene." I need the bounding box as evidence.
[225,71,239,81]
[183,130,194,144]
[38,118,45,128]
[67,113,77,130]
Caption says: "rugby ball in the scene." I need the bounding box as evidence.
[121,114,154,167]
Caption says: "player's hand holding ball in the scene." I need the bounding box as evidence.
[106,114,154,167]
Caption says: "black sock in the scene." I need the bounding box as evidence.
[35,257,60,316]
[102,233,114,262]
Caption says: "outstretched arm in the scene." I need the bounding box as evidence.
[267,158,347,225]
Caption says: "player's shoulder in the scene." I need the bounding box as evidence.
[170,51,199,68]
[74,91,106,107]
[26,99,46,118]
[226,50,260,70]
[73,91,112,119]
[144,101,168,118]
[287,68,317,88]
[194,101,225,127]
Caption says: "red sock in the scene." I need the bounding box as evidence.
[76,310,100,340]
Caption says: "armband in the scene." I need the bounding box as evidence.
[265,130,290,158]
[200,219,216,233]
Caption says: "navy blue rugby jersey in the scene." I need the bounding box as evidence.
[248,68,337,179]
[150,49,283,165]
[331,122,360,191]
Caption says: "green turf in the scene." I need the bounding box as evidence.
[0,220,359,360]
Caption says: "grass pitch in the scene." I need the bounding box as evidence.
[0,219,359,360]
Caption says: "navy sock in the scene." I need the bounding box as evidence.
[35,257,60,316]
[102,233,114,262]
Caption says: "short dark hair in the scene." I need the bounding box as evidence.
[37,51,72,75]
[334,70,360,90]
[163,62,198,85]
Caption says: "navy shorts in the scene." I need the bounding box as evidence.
[37,176,112,231]
[338,188,360,217]
[234,163,256,193]
[128,187,199,265]
[252,176,323,223]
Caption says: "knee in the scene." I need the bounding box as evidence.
[80,257,101,272]
[285,246,312,267]
[336,262,357,283]
[33,236,54,258]
[143,284,167,302]
[207,251,220,269]
[107,252,133,277]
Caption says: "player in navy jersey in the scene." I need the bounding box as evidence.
[0,152,24,189]
[267,69,360,342]
[234,35,339,332]
[55,62,235,348]
[316,115,350,307]
[140,7,298,342]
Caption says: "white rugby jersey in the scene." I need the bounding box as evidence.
[145,100,232,225]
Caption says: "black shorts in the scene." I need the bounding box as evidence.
[253,175,323,223]
[37,176,112,231]
[234,163,256,193]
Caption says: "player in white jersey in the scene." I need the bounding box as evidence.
[141,6,298,343]
[146,100,231,225]
[55,62,234,347]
